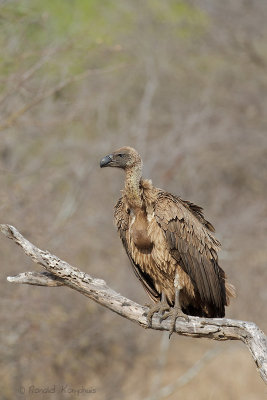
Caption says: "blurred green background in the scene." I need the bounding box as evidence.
[0,1,266,399]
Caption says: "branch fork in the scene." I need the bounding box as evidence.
[1,224,266,383]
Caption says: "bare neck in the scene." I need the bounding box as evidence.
[124,164,143,209]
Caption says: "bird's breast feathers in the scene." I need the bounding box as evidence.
[128,207,175,271]
[129,209,154,252]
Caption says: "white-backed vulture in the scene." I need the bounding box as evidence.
[100,147,235,335]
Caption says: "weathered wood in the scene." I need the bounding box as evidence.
[1,224,266,383]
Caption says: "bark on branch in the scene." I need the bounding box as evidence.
[1,224,266,384]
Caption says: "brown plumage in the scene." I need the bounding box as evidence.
[100,146,235,321]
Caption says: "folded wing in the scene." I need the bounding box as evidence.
[154,192,227,317]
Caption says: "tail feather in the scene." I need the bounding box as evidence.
[225,281,236,305]
[180,278,236,318]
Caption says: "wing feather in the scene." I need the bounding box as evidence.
[154,192,226,316]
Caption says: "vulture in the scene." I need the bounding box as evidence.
[100,147,235,335]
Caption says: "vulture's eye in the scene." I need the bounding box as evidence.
[118,153,123,157]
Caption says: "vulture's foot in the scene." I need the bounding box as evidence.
[160,305,189,338]
[146,301,170,328]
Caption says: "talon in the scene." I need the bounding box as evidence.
[160,312,171,322]
[160,305,189,338]
[169,324,175,340]
[146,300,171,328]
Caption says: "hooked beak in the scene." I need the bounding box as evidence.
[100,154,113,168]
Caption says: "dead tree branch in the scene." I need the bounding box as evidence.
[1,224,266,384]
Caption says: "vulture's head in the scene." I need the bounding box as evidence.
[100,147,142,170]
